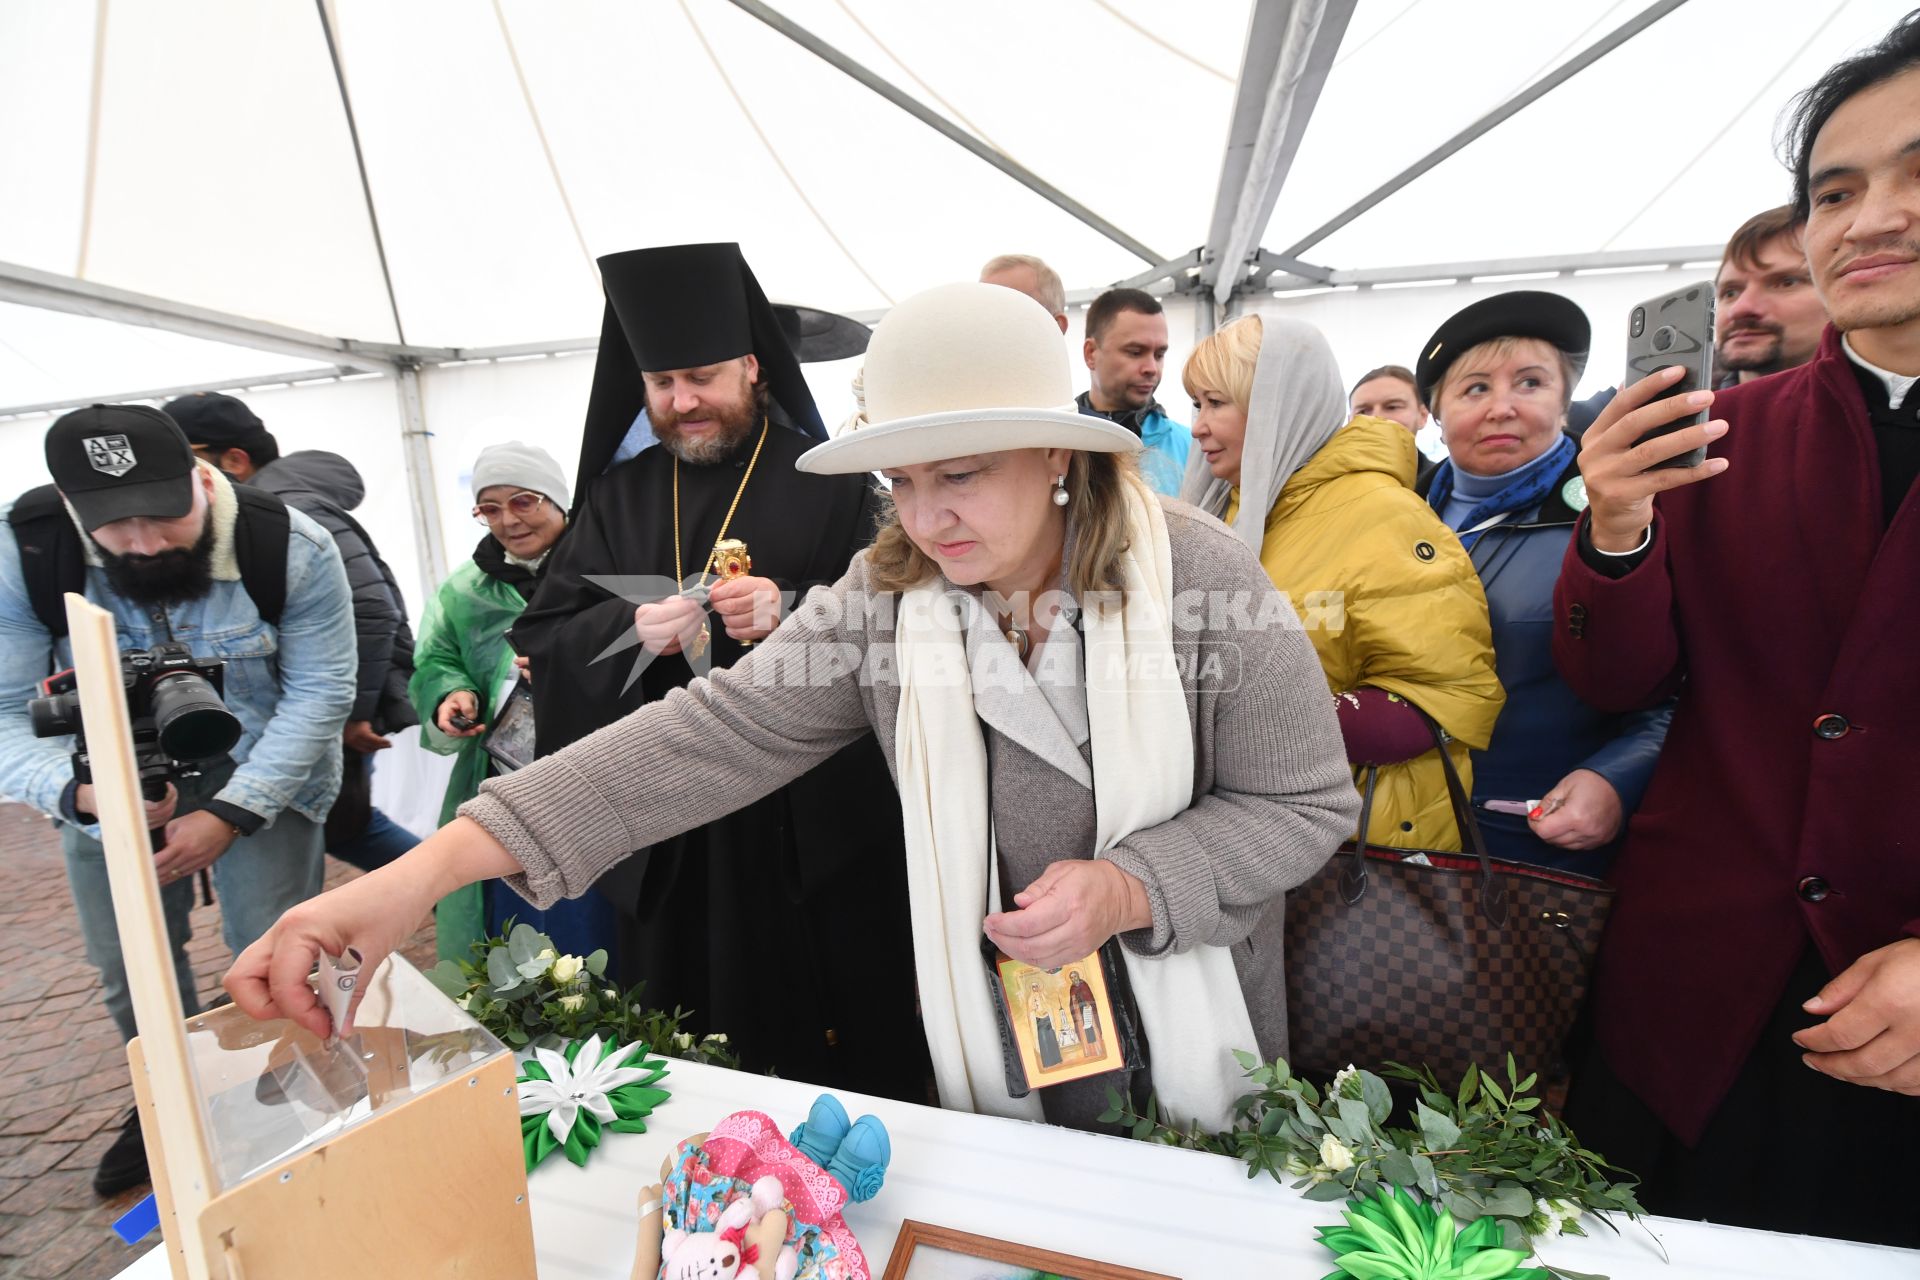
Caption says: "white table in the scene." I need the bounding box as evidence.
[114,1060,1920,1278]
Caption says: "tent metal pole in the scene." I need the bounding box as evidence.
[1277,0,1692,259]
[1195,291,1218,341]
[725,0,1167,266]
[0,367,363,421]
[1255,243,1724,291]
[1202,0,1357,304]
[0,261,402,372]
[312,0,410,346]
[393,361,449,598]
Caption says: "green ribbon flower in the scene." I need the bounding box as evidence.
[516,1035,671,1171]
[1317,1186,1549,1280]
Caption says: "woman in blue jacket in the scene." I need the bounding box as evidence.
[1415,292,1672,876]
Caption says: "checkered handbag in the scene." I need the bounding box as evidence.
[1283,719,1613,1088]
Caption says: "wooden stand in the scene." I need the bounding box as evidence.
[67,595,537,1279]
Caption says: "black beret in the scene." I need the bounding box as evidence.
[1416,290,1591,407]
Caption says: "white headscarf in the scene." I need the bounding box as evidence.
[1178,316,1350,552]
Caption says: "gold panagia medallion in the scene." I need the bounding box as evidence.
[708,538,752,581]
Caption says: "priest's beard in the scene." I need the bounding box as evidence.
[95,520,217,607]
[653,377,768,465]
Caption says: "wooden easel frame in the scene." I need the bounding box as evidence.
[68,595,537,1278]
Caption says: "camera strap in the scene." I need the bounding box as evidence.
[7,484,291,639]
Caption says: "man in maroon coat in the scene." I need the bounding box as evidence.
[1552,17,1920,1247]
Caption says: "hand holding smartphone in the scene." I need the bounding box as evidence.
[1624,284,1716,470]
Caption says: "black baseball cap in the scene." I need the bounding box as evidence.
[161,392,278,463]
[46,404,198,531]
[1416,291,1591,408]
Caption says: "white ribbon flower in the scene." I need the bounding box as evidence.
[516,1035,649,1145]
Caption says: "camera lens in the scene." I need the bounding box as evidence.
[1630,308,1646,338]
[1652,325,1676,352]
[150,671,242,760]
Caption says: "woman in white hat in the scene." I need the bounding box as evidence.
[227,283,1359,1134]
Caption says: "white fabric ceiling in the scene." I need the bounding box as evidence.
[2,0,1909,388]
[0,0,1912,607]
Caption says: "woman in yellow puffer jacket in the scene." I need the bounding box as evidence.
[1179,315,1503,851]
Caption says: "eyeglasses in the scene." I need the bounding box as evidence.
[472,491,549,525]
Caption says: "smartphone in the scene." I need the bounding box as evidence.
[1624,283,1716,469]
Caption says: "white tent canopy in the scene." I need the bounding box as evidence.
[1,0,1907,611]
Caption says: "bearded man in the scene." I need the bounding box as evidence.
[0,404,355,1195]
[511,243,926,1101]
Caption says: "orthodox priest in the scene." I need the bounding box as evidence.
[513,243,926,1102]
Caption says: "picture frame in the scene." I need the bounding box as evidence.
[482,677,537,773]
[880,1220,1176,1280]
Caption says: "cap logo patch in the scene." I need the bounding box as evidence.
[85,435,137,478]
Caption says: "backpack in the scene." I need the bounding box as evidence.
[6,483,290,638]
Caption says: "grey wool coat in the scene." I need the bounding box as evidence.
[464,498,1360,1079]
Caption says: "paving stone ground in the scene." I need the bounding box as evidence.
[0,803,434,1279]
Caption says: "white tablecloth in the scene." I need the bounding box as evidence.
[114,1060,1920,1278]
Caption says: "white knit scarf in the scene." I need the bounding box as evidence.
[892,475,1258,1130]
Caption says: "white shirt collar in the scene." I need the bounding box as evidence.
[1841,336,1920,411]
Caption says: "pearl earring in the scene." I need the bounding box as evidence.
[1052,475,1069,507]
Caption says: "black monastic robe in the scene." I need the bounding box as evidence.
[512,425,927,1102]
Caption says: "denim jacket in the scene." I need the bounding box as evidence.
[0,467,356,832]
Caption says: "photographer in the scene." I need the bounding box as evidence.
[0,404,355,1196]
[1552,15,1920,1245]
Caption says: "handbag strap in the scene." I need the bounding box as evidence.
[1342,705,1508,927]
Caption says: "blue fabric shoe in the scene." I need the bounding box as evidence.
[788,1094,851,1168]
[824,1114,891,1203]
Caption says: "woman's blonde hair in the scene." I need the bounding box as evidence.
[1433,336,1578,418]
[1181,314,1264,409]
[865,450,1141,605]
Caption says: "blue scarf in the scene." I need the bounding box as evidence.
[1426,434,1577,549]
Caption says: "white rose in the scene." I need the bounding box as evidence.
[673,1032,694,1051]
[603,988,620,1001]
[558,993,586,1013]
[550,954,583,984]
[456,994,473,1010]
[537,948,557,963]
[1331,1065,1359,1097]
[1318,1134,1355,1172]
[703,1032,729,1045]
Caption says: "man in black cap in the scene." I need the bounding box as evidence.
[0,405,356,1195]
[511,243,926,1101]
[163,391,422,873]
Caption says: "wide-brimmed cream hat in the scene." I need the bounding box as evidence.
[796,281,1142,475]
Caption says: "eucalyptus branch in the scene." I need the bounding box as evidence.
[1105,1050,1647,1275]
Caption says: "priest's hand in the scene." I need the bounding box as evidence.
[436,690,486,738]
[634,596,708,656]
[708,575,784,643]
[1579,366,1729,552]
[1529,768,1623,851]
[983,859,1152,970]
[1795,937,1920,1095]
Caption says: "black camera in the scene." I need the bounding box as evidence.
[29,642,243,804]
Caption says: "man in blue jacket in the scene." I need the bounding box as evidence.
[0,405,355,1195]
[1076,288,1192,495]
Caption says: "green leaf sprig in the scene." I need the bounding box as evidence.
[1099,1053,1648,1277]
[426,920,743,1067]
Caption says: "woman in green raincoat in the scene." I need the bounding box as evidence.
[410,442,579,959]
